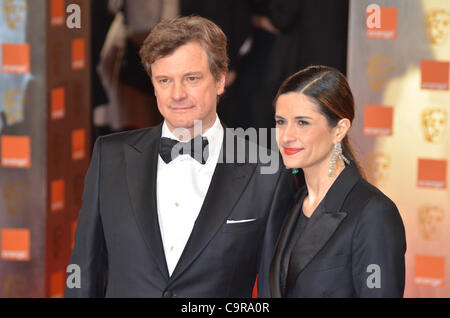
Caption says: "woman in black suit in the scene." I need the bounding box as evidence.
[258,66,406,297]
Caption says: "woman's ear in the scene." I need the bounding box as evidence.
[334,118,351,142]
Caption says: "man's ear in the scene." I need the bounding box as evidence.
[335,118,351,142]
[216,72,226,96]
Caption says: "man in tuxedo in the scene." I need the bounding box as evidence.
[65,16,296,298]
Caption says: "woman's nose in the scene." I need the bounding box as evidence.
[279,123,297,145]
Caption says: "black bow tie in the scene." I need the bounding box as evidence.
[159,135,209,164]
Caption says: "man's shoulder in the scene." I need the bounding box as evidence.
[97,124,162,151]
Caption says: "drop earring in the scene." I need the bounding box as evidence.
[329,141,350,177]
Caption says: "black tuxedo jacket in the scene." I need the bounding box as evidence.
[65,123,297,297]
[258,162,406,298]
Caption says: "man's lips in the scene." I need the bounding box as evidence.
[283,147,303,155]
[170,105,194,111]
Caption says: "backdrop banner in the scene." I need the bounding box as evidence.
[348,0,450,297]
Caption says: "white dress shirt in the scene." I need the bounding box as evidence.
[156,115,224,276]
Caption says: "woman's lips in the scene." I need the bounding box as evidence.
[283,148,303,155]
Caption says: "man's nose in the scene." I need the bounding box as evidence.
[171,81,187,101]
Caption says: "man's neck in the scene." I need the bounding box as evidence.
[165,118,216,141]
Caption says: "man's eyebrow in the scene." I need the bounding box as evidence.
[153,72,203,79]
[184,72,203,76]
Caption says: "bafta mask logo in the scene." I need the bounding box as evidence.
[418,205,445,241]
[3,89,25,126]
[365,152,392,186]
[2,274,27,298]
[425,9,450,45]
[421,107,447,144]
[3,182,27,216]
[367,56,395,92]
[3,0,27,30]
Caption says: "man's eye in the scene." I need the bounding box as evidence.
[186,76,199,82]
[275,119,284,125]
[159,78,170,84]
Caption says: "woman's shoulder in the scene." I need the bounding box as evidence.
[346,178,402,226]
[348,178,401,223]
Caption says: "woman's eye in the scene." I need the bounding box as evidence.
[298,120,309,126]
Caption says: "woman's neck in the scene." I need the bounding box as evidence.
[302,157,345,216]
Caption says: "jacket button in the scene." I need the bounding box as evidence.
[163,290,173,298]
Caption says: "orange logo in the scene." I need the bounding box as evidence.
[1,228,30,261]
[1,43,30,74]
[417,158,447,189]
[72,129,86,161]
[425,9,450,45]
[51,179,65,212]
[1,135,31,168]
[49,271,65,298]
[414,255,445,287]
[367,55,395,91]
[365,152,392,186]
[363,105,394,136]
[50,0,64,27]
[366,5,398,40]
[418,205,445,241]
[72,38,85,70]
[50,87,65,120]
[421,60,449,90]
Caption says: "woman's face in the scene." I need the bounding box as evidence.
[275,92,338,170]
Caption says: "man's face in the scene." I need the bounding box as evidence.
[151,41,225,137]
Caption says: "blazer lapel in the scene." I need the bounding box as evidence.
[284,208,348,291]
[124,123,170,280]
[168,128,257,283]
[269,190,304,297]
[277,162,362,293]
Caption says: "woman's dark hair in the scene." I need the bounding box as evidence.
[274,65,363,175]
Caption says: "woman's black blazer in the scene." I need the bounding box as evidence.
[258,161,406,297]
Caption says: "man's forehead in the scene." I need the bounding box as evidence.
[150,43,211,77]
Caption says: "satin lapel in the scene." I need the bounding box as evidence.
[269,193,303,298]
[286,209,348,284]
[285,162,362,286]
[168,129,257,283]
[124,124,170,279]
